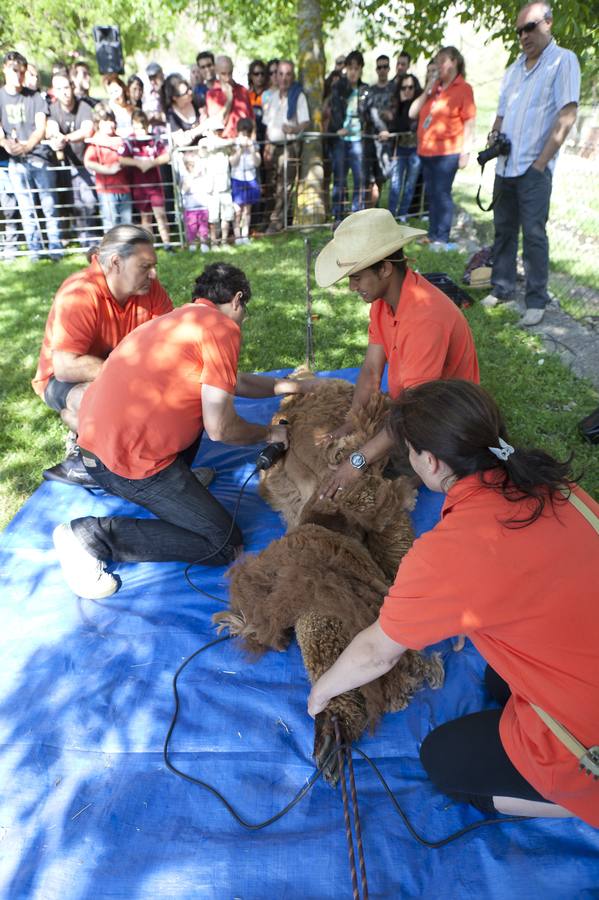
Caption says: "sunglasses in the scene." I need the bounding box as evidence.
[376,63,389,70]
[176,86,191,96]
[252,70,266,76]
[516,18,545,37]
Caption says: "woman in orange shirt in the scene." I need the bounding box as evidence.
[308,380,599,827]
[409,47,476,249]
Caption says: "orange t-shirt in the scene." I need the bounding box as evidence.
[379,473,599,826]
[32,257,173,398]
[77,299,241,479]
[367,268,479,399]
[417,75,476,157]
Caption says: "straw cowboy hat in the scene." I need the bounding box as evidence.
[315,209,426,288]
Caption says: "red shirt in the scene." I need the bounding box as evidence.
[206,82,254,138]
[367,268,479,398]
[32,257,173,398]
[417,75,476,157]
[77,299,241,479]
[379,473,599,825]
[84,135,130,193]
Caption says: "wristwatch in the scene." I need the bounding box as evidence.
[349,451,368,471]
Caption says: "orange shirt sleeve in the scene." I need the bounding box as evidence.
[378,536,472,649]
[460,82,476,122]
[50,284,100,356]
[199,319,240,394]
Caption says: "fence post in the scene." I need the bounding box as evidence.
[283,137,288,231]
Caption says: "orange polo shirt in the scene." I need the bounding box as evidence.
[77,299,241,479]
[32,257,173,398]
[367,268,479,399]
[417,75,476,157]
[379,473,599,826]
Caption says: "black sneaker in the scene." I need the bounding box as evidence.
[43,447,98,488]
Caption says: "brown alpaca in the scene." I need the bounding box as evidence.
[214,379,444,784]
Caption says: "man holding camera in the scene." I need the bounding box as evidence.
[482,2,580,326]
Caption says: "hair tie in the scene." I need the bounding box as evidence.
[488,437,515,462]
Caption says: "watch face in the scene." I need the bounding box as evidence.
[350,452,366,469]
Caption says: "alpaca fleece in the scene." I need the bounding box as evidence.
[214,378,444,782]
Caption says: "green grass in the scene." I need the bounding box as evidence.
[1,233,598,530]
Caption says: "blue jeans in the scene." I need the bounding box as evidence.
[8,158,61,254]
[331,139,364,222]
[491,165,553,309]
[72,441,242,566]
[98,192,133,231]
[388,148,421,218]
[419,153,459,242]
[0,165,19,255]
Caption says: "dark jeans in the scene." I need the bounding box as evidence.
[419,665,548,814]
[72,442,242,567]
[491,165,553,309]
[388,148,421,219]
[68,166,97,248]
[331,138,364,222]
[419,153,459,242]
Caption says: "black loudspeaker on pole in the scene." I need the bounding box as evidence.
[92,25,125,75]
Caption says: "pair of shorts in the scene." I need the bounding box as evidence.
[131,184,165,214]
[44,376,78,412]
[231,178,261,207]
[206,191,234,224]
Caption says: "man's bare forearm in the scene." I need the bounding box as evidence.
[53,354,104,383]
[534,103,577,170]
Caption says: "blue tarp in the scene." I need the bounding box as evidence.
[1,369,598,899]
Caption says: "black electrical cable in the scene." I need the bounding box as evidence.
[183,468,256,602]
[164,633,532,844]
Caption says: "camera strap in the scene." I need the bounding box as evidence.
[476,160,500,212]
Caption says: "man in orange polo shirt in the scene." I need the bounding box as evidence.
[308,380,599,826]
[52,262,318,600]
[33,224,173,486]
[314,208,479,498]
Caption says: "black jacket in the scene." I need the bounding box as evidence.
[328,78,369,134]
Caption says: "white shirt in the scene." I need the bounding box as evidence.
[262,89,309,143]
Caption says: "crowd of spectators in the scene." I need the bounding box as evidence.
[0,43,476,258]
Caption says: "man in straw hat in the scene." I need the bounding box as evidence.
[315,208,479,497]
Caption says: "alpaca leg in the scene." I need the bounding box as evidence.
[295,611,368,786]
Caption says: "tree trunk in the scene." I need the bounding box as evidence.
[296,0,326,224]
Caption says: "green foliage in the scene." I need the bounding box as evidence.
[1,235,597,530]
[0,0,186,69]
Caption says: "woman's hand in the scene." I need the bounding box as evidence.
[337,128,349,137]
[315,420,355,447]
[378,130,390,142]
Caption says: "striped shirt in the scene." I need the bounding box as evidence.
[496,40,580,177]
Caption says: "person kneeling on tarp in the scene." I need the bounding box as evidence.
[53,262,317,600]
[308,379,599,826]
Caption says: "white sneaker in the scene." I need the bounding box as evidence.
[520,308,545,326]
[53,523,118,599]
[188,243,197,252]
[481,293,502,309]
[200,243,210,253]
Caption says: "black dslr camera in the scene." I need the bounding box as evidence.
[477,131,511,167]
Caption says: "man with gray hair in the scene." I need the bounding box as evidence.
[482,2,580,326]
[33,225,173,484]
[206,55,253,139]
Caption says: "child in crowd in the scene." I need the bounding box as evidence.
[197,118,235,248]
[120,109,172,249]
[84,103,132,230]
[179,149,210,253]
[229,117,261,245]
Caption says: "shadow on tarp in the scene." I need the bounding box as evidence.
[0,369,598,899]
